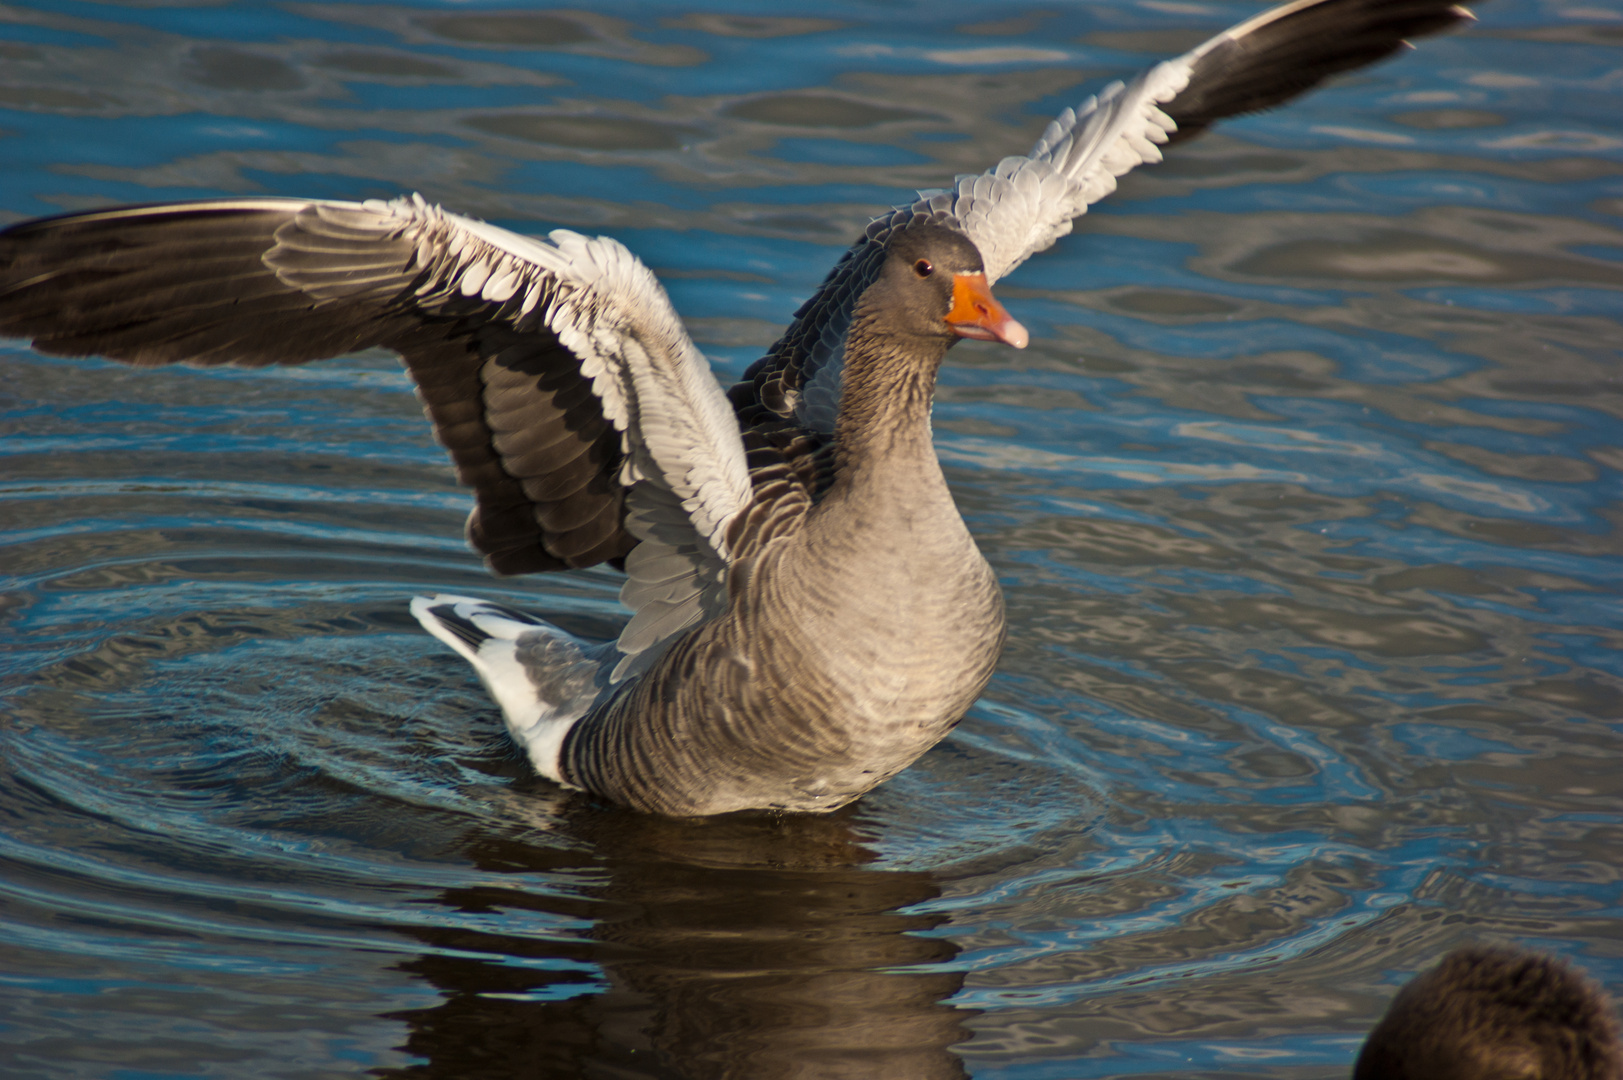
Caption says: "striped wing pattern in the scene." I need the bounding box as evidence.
[0,195,754,674]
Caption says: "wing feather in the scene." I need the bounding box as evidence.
[940,0,1475,283]
[0,196,755,666]
[731,0,1475,442]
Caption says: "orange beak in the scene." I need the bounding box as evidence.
[946,272,1028,349]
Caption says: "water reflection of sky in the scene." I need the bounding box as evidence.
[2,0,1622,1077]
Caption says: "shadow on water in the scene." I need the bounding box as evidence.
[380,796,971,1080]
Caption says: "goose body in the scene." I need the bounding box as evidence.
[418,224,1016,815]
[0,0,1475,816]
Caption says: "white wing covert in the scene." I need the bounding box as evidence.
[272,198,755,677]
[897,0,1476,285]
[908,61,1190,286]
[519,229,754,679]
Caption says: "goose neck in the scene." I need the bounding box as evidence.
[832,329,949,474]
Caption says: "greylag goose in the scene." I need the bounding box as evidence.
[0,0,1475,816]
[1355,945,1623,1080]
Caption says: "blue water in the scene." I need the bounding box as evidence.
[2,1,1621,1077]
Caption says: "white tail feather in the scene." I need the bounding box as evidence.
[410,594,604,785]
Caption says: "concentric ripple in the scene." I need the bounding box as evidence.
[3,1,1622,1077]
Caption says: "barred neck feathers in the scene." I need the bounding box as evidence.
[833,320,948,467]
[831,223,1021,473]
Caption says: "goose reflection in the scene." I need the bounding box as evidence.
[379,794,972,1079]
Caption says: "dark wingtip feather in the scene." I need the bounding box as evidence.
[418,603,492,650]
[1165,0,1480,144]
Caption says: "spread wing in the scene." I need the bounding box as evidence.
[0,195,754,674]
[732,0,1476,434]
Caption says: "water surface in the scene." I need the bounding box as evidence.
[2,1,1621,1077]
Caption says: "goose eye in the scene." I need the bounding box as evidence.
[913,259,934,278]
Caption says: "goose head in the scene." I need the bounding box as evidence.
[860,222,1028,351]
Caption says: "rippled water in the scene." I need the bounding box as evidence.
[2,1,1621,1077]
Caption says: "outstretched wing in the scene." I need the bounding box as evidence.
[734,0,1476,433]
[0,195,753,673]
